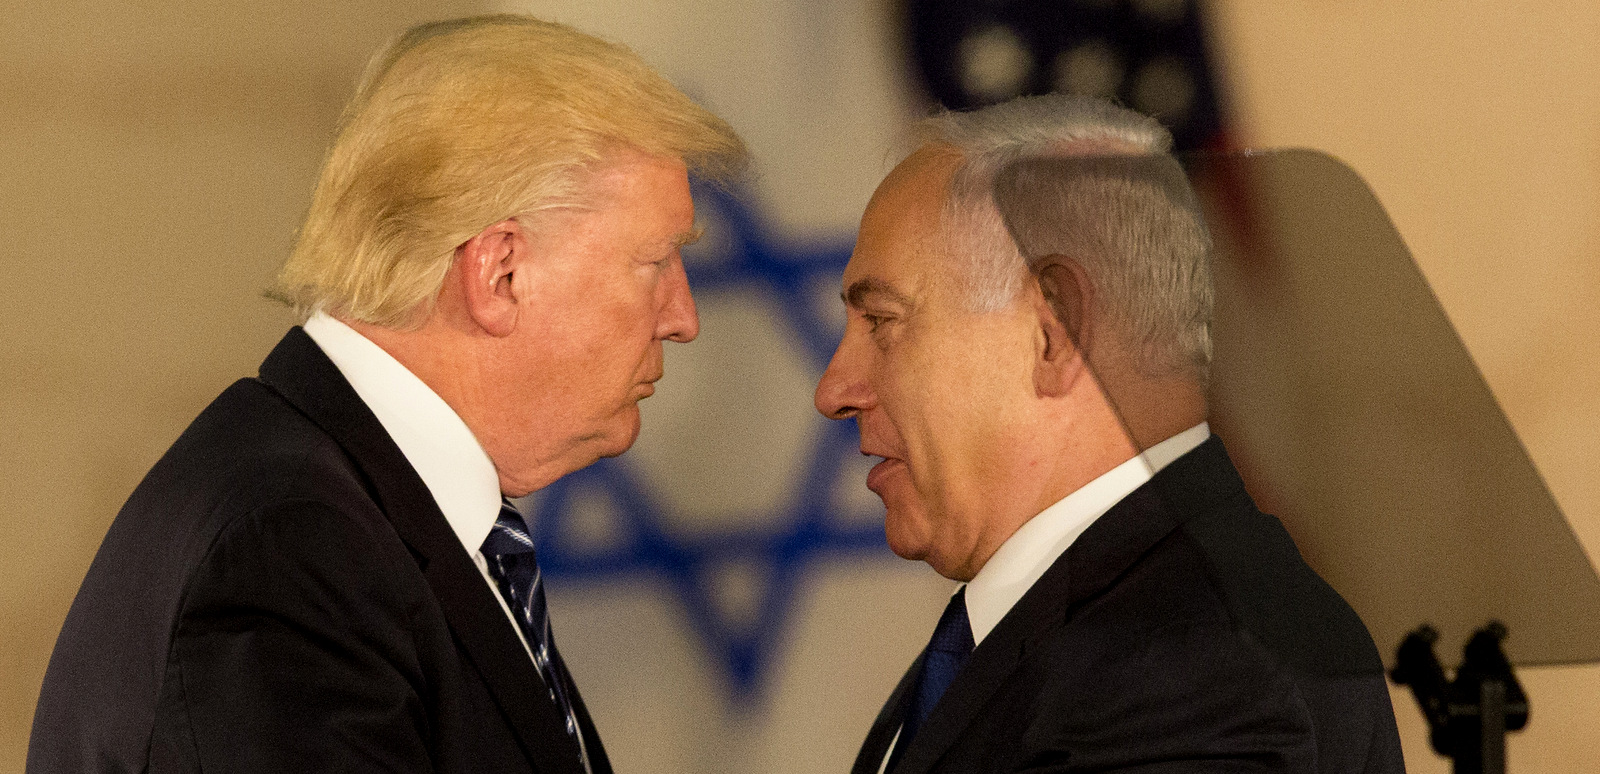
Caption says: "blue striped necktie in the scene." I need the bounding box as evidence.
[482,499,590,772]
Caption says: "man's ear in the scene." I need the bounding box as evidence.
[1031,255,1094,398]
[456,219,526,338]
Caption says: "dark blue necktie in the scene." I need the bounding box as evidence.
[482,499,590,772]
[893,587,975,767]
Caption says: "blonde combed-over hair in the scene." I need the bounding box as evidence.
[274,14,748,327]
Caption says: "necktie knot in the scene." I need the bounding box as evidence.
[895,586,975,763]
[927,589,975,655]
[483,500,537,558]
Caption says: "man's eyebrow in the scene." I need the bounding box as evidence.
[638,228,703,262]
[673,227,705,248]
[843,277,913,309]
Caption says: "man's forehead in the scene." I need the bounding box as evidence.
[841,147,962,307]
[841,222,950,312]
[842,203,931,305]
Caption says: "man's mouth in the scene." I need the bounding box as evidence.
[865,456,906,493]
[636,373,663,399]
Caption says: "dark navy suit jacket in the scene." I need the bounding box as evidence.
[853,437,1406,774]
[29,328,608,774]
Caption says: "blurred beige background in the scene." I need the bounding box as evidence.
[2,1,1596,772]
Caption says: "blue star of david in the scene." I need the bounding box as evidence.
[526,180,890,700]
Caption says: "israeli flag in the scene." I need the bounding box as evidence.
[503,2,953,772]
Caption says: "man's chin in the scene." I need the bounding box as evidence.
[885,535,927,563]
[882,506,932,563]
[595,409,642,458]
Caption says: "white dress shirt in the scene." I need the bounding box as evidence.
[964,421,1212,645]
[302,313,538,662]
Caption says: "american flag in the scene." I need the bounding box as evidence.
[906,0,1228,152]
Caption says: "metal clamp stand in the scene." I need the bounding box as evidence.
[1390,622,1529,774]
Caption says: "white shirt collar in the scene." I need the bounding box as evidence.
[963,422,1211,646]
[302,313,505,555]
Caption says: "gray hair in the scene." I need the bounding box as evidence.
[918,93,1213,380]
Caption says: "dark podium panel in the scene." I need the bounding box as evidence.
[1184,149,1600,668]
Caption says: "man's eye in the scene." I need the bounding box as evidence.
[862,313,888,332]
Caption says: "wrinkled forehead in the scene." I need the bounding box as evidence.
[845,148,965,298]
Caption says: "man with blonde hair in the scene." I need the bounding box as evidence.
[817,94,1403,773]
[31,15,744,773]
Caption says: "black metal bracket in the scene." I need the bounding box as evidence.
[1390,621,1529,774]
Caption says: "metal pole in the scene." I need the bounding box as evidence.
[1480,678,1506,774]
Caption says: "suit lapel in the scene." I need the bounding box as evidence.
[852,654,922,774]
[257,328,586,774]
[888,441,1234,774]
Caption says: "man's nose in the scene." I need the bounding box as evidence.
[658,258,699,343]
[814,340,873,419]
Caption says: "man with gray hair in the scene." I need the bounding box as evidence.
[31,15,744,773]
[816,94,1403,773]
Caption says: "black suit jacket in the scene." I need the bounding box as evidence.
[853,437,1405,774]
[29,328,610,774]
